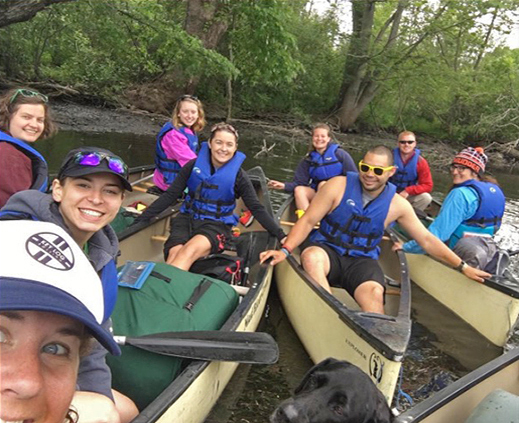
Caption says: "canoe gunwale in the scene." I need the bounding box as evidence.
[393,347,519,422]
[118,166,278,423]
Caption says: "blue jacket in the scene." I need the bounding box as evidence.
[307,143,344,188]
[180,142,246,226]
[449,179,505,247]
[0,130,48,192]
[390,148,420,192]
[155,122,199,186]
[310,172,396,259]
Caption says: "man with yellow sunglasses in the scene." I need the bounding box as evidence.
[260,145,489,314]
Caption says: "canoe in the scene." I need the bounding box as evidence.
[394,347,519,422]
[389,199,519,347]
[274,196,412,403]
[113,166,278,423]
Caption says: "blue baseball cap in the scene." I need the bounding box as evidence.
[0,220,121,355]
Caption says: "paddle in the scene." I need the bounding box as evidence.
[113,330,279,364]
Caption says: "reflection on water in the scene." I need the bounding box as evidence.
[37,130,519,418]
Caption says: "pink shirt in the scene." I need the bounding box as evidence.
[153,126,198,191]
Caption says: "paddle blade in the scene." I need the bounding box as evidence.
[116,331,279,364]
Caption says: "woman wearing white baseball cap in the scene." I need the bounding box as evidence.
[0,220,120,423]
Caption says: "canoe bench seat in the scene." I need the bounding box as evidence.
[465,389,519,423]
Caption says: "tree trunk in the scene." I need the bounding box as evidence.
[0,0,75,28]
[184,0,230,94]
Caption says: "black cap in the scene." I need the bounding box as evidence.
[58,147,132,191]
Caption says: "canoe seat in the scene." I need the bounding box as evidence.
[465,389,519,423]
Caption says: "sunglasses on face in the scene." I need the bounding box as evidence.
[10,88,49,104]
[211,123,239,140]
[358,160,394,176]
[73,152,128,177]
[398,140,415,145]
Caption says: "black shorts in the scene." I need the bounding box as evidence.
[163,213,232,259]
[305,242,386,297]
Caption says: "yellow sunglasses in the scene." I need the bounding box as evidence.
[358,160,394,176]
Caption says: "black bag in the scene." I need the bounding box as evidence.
[190,253,244,284]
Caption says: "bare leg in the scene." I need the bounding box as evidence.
[166,244,184,264]
[300,246,332,293]
[169,234,212,271]
[294,186,317,211]
[112,389,139,423]
[354,281,385,314]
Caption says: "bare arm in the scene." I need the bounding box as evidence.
[260,176,345,265]
[392,196,490,283]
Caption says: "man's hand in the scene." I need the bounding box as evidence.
[399,190,409,199]
[260,249,287,266]
[72,391,120,423]
[462,265,490,283]
[392,241,404,252]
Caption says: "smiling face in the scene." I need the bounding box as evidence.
[0,310,84,423]
[450,164,477,184]
[208,130,238,168]
[52,173,124,245]
[359,152,396,195]
[8,104,45,143]
[397,133,416,156]
[177,100,199,128]
[312,128,331,154]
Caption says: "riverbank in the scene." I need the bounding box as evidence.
[51,100,513,175]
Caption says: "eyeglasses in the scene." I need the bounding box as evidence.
[73,152,128,177]
[10,89,49,104]
[358,160,394,176]
[178,94,199,103]
[398,140,415,145]
[211,123,239,140]
[450,164,469,173]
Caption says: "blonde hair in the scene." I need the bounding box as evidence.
[171,96,206,133]
[397,131,416,141]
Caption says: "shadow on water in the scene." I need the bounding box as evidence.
[38,129,519,421]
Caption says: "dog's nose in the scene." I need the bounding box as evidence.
[270,403,309,423]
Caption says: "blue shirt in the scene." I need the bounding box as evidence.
[403,186,478,254]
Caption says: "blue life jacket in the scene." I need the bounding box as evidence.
[180,142,246,226]
[306,143,343,188]
[0,130,48,192]
[310,172,396,259]
[390,148,420,192]
[449,179,505,247]
[154,122,199,186]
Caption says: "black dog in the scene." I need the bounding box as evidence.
[271,358,393,423]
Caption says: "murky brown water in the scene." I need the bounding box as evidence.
[39,128,519,420]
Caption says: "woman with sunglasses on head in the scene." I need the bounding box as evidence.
[402,147,506,271]
[0,87,57,208]
[135,123,286,271]
[0,147,138,423]
[153,95,206,193]
[1,220,122,423]
[268,123,356,219]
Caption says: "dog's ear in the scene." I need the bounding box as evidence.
[294,357,337,394]
[370,394,393,423]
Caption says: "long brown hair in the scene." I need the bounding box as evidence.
[171,96,206,133]
[307,123,332,153]
[0,88,57,139]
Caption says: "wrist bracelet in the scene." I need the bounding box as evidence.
[281,244,292,254]
[280,247,291,257]
[455,260,467,272]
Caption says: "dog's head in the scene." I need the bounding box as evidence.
[271,358,392,423]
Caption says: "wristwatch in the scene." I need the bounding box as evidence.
[455,260,467,272]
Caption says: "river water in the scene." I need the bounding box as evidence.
[38,127,519,421]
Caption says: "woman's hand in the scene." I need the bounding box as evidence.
[268,180,285,190]
[462,265,490,284]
